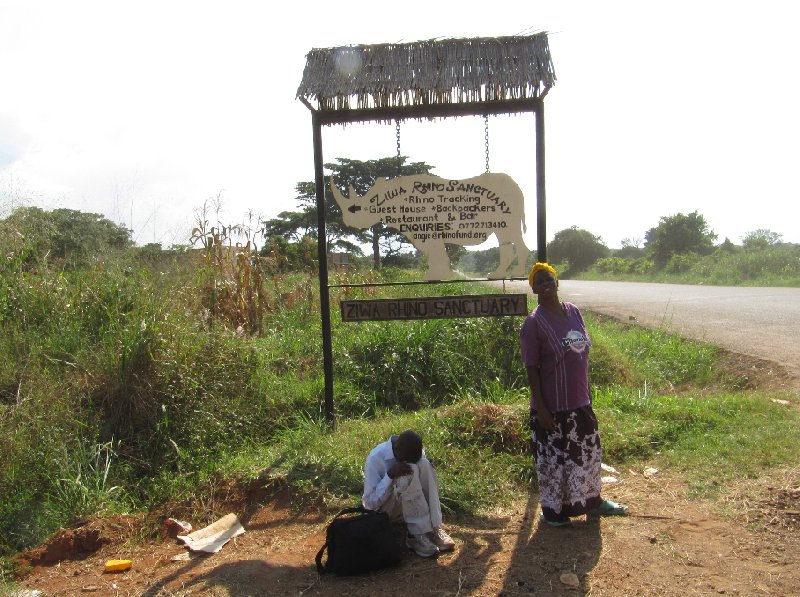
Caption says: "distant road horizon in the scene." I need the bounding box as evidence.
[501,279,800,381]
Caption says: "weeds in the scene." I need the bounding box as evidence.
[583,243,800,287]
[49,441,126,520]
[584,312,717,390]
[1,218,798,569]
[336,316,523,411]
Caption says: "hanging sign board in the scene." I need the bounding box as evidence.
[330,173,529,280]
[340,293,528,322]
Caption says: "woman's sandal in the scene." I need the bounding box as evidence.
[588,499,628,516]
[540,512,570,527]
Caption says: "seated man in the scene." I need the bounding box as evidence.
[362,429,456,558]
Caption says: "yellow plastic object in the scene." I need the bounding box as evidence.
[104,559,132,572]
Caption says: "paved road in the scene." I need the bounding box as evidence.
[502,280,800,379]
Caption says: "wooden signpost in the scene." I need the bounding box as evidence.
[297,35,555,422]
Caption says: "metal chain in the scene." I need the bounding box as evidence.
[484,114,490,173]
[395,119,402,176]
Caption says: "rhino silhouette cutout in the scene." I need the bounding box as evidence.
[330,173,529,280]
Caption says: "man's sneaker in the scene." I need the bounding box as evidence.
[428,527,456,552]
[406,533,439,558]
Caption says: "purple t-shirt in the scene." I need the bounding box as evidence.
[519,302,591,413]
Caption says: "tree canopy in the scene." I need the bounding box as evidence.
[547,226,609,273]
[1,206,132,269]
[644,211,716,267]
[262,180,365,254]
[263,156,434,268]
[742,228,782,250]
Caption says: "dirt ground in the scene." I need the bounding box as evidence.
[9,356,800,597]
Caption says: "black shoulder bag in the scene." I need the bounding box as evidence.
[315,506,403,575]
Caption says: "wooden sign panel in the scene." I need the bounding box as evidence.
[340,294,528,322]
[330,173,529,280]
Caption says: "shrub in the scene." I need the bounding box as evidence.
[665,252,701,273]
[337,317,523,410]
[595,256,633,275]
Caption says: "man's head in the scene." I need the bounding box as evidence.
[392,430,423,463]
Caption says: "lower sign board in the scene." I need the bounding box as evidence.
[340,294,529,322]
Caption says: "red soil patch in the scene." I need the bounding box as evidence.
[11,470,799,596]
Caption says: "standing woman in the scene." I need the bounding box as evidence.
[520,262,627,526]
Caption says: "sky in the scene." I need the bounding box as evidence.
[1,1,798,251]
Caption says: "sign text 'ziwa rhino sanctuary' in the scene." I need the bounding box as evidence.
[330,173,529,280]
[340,294,528,322]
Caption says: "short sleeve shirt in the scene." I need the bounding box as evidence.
[519,302,591,413]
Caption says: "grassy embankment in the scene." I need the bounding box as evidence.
[1,255,798,581]
[577,244,800,286]
[459,242,800,286]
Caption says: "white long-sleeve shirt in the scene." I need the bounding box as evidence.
[362,435,429,511]
[362,436,398,511]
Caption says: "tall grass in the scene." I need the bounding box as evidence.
[224,387,799,516]
[1,241,798,565]
[584,312,717,389]
[336,317,522,411]
[583,244,800,286]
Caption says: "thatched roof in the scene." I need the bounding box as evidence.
[297,34,556,113]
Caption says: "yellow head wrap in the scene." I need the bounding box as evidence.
[528,262,558,288]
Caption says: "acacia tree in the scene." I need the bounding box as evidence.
[264,156,435,269]
[742,228,782,250]
[644,211,716,267]
[263,181,366,254]
[616,237,645,259]
[328,156,435,268]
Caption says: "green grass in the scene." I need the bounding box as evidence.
[579,245,800,287]
[210,386,800,516]
[2,252,799,573]
[584,312,718,389]
[597,387,800,495]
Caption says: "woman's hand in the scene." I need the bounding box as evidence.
[535,407,555,432]
[526,366,555,432]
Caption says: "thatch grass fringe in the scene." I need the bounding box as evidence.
[297,34,556,112]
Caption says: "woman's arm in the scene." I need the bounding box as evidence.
[526,365,555,431]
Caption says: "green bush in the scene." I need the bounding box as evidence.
[665,252,701,273]
[1,207,798,566]
[584,241,798,286]
[594,256,632,275]
[336,317,524,410]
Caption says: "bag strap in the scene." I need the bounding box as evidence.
[315,505,369,574]
[315,542,328,574]
[333,506,368,518]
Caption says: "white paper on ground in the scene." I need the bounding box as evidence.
[177,513,245,553]
[600,463,620,475]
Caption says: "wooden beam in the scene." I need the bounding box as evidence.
[311,97,544,126]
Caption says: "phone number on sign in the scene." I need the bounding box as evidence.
[457,221,508,230]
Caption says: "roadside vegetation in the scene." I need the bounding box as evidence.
[1,205,799,584]
[460,215,799,286]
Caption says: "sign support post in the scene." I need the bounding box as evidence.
[312,112,335,424]
[535,99,547,263]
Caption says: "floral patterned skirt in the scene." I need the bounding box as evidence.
[532,405,602,523]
